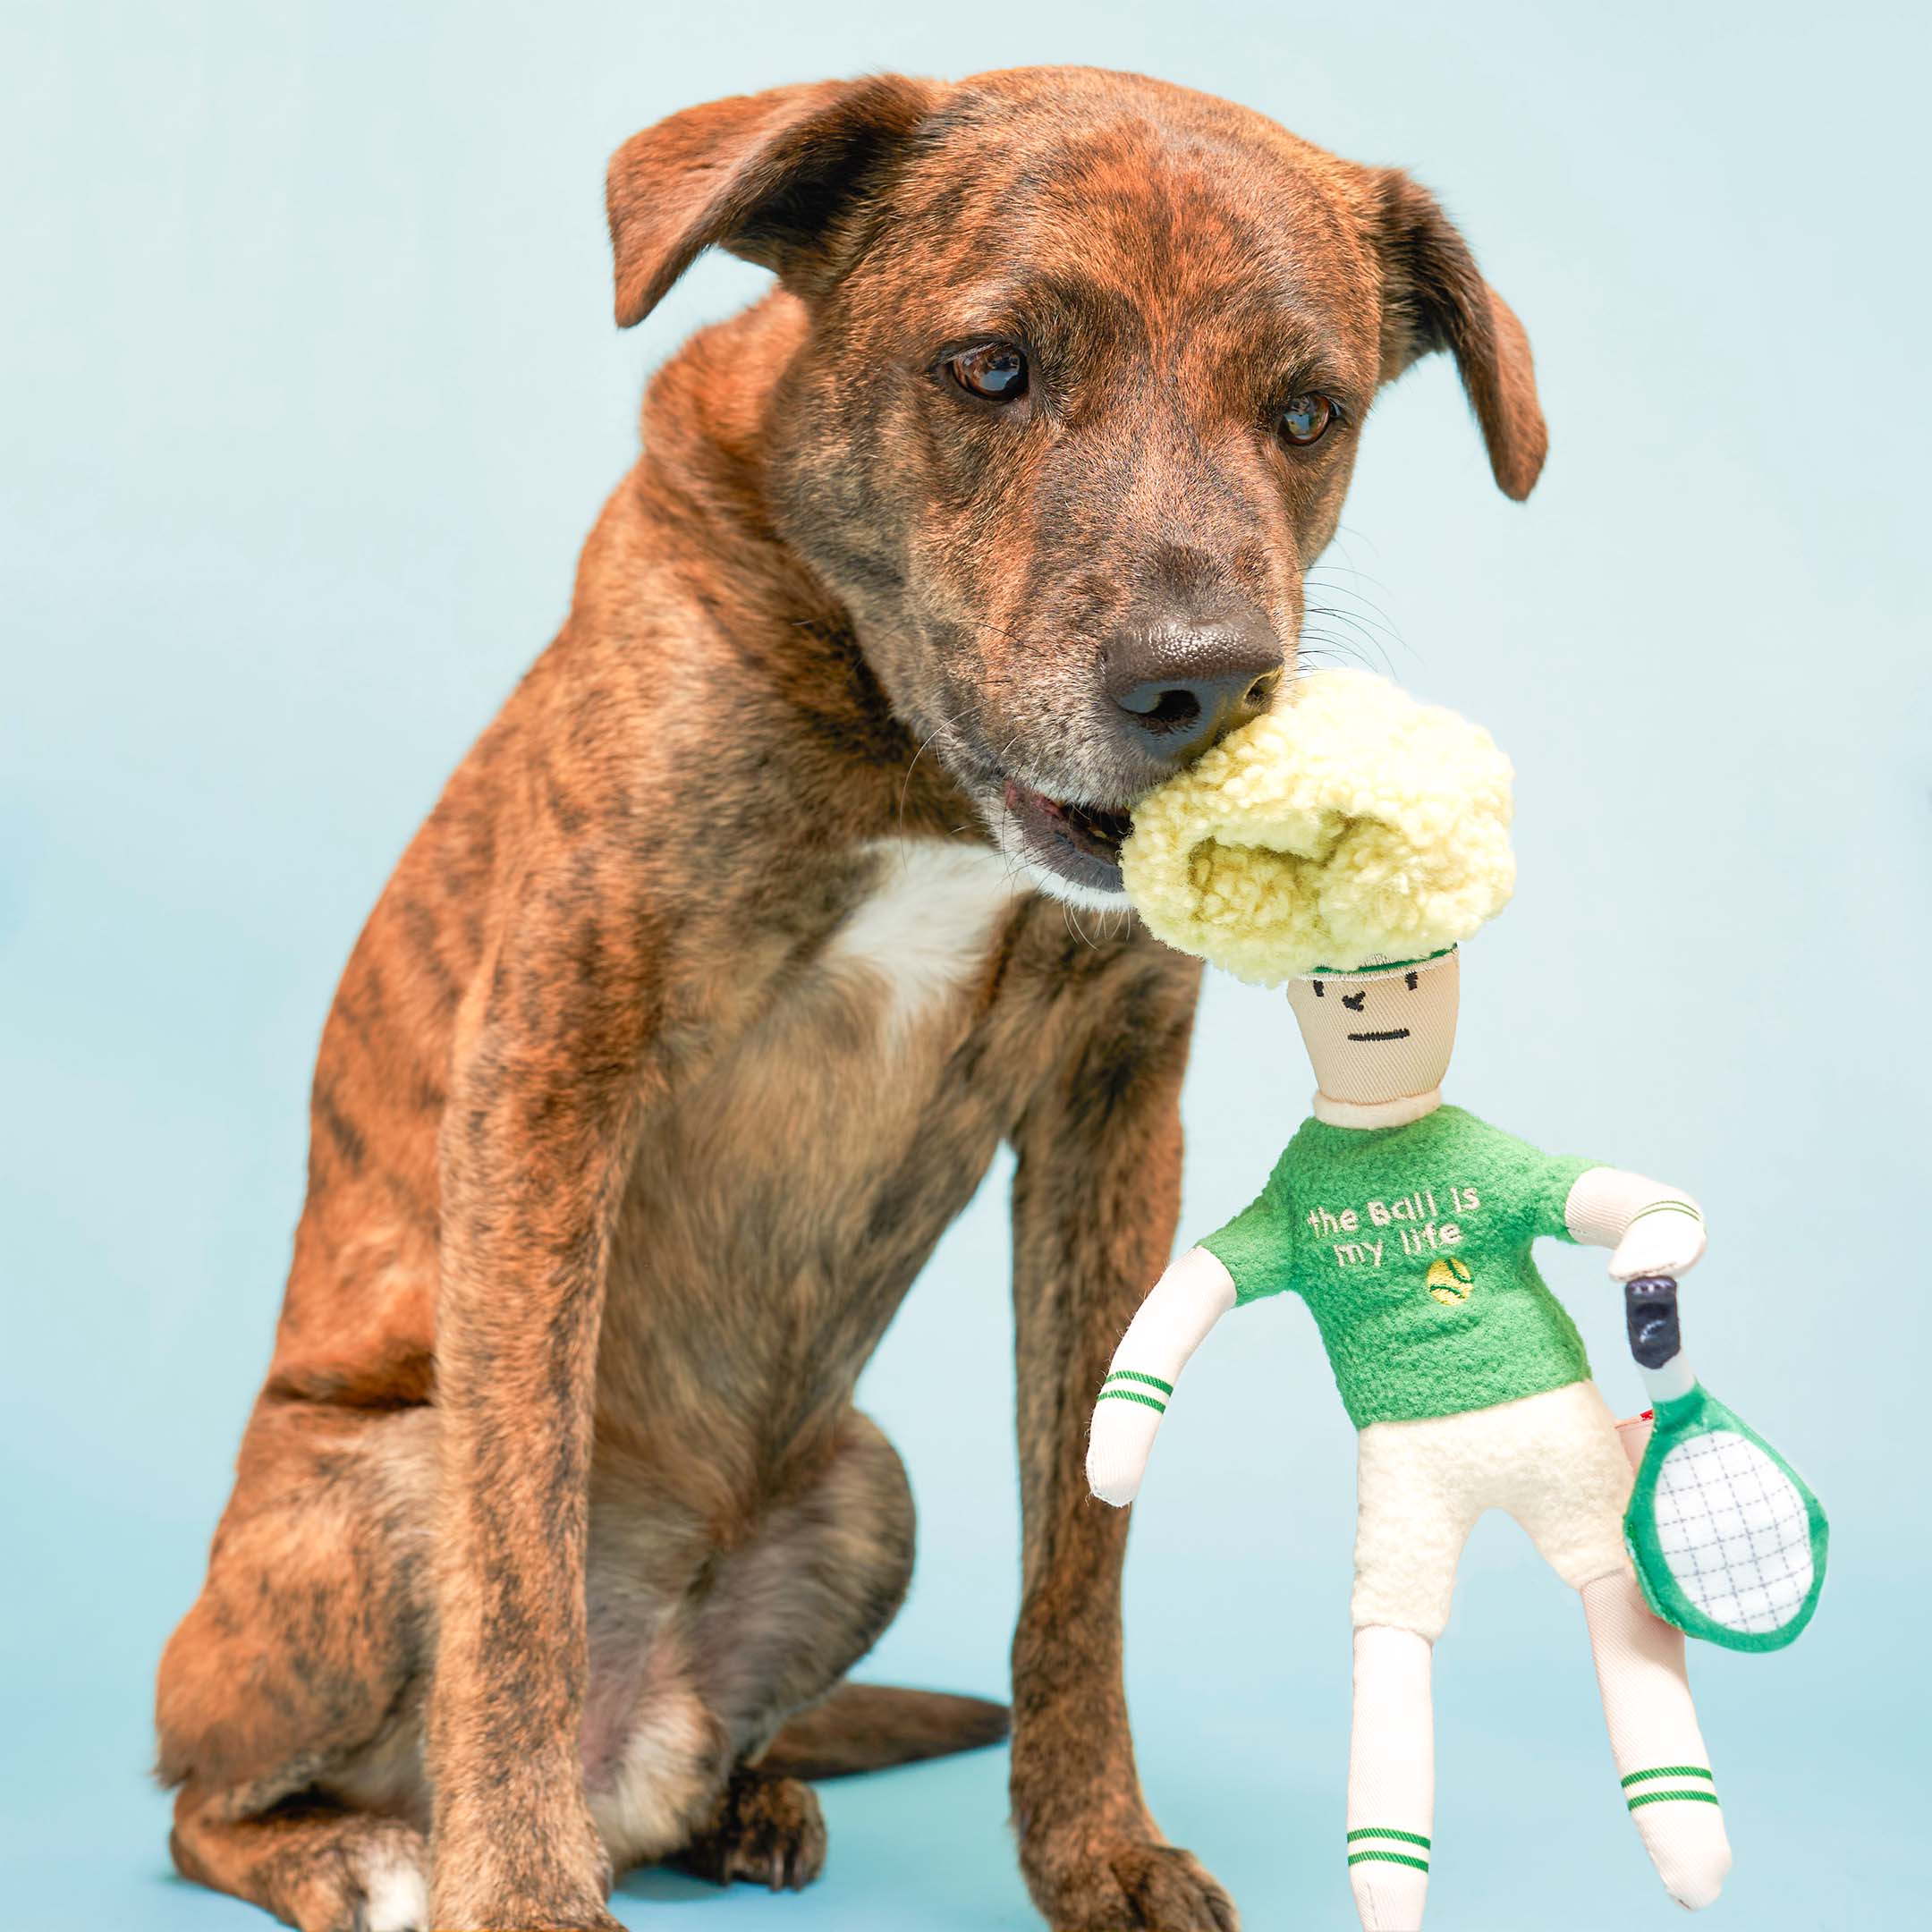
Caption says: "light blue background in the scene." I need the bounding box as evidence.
[4,3,1927,1928]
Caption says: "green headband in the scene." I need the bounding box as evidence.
[1301,945,1459,981]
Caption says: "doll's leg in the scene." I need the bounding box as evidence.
[1581,1572,1731,1910]
[1347,1419,1472,1931]
[1347,1626,1435,1932]
[1505,1385,1731,1911]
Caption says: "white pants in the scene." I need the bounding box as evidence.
[1352,1379,1633,1640]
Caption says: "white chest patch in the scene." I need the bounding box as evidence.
[823,839,1022,1042]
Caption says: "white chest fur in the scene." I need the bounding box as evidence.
[822,838,1023,1043]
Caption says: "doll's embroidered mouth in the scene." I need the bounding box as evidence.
[1347,1028,1412,1042]
[1001,779,1132,891]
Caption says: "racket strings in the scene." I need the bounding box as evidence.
[1653,1430,1813,1634]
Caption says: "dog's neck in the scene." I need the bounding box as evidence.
[604,296,979,843]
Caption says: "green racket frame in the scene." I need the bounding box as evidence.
[1622,1275,1827,1652]
[1624,1380,1829,1653]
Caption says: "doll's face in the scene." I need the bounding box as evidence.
[1285,949,1461,1105]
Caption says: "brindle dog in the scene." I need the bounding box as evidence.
[156,65,1545,1932]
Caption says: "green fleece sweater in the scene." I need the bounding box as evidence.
[1199,1105,1599,1429]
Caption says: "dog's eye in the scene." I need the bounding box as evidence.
[1276,394,1335,447]
[947,343,1029,402]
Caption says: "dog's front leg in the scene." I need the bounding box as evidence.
[1007,956,1235,1932]
[426,873,668,1932]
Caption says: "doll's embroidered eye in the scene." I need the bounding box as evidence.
[1312,980,1326,997]
[1405,972,1419,991]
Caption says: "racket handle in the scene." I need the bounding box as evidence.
[1624,1275,1681,1368]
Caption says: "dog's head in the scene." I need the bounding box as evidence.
[608,68,1546,907]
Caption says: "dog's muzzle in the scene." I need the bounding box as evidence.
[1001,779,1133,895]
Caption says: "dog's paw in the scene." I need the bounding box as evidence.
[1030,1838,1239,1932]
[674,1773,826,1893]
[347,1843,429,1932]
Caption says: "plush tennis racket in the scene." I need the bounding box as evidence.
[1621,1276,1827,1651]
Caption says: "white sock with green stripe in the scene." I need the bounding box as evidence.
[1097,1368,1173,1415]
[1087,1248,1238,1507]
[1563,1166,1707,1280]
[1582,1572,1732,1910]
[1347,1625,1434,1930]
[1086,1369,1173,1506]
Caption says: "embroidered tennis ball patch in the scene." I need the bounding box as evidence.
[1426,1257,1473,1304]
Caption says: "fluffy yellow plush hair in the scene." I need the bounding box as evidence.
[1120,668,1515,985]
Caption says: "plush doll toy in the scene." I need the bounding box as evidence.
[1088,670,1824,1932]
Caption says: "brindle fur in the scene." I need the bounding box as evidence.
[156,65,1544,1932]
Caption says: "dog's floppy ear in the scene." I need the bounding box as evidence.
[1369,170,1548,501]
[606,76,936,328]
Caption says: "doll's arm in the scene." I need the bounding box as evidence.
[1564,1166,1707,1282]
[1085,1245,1238,1507]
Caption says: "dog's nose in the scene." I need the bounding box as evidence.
[1104,605,1283,763]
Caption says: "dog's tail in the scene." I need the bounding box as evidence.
[758,1682,1009,1781]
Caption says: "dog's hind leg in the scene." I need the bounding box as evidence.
[673,1406,921,1891]
[691,1409,1012,1885]
[691,1409,919,1762]
[157,1403,436,1928]
[591,1408,998,1892]
[672,1681,1012,1894]
[587,1407,912,1886]
[170,1785,428,1932]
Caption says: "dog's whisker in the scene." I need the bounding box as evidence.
[1304,599,1399,648]
[1306,561,1392,595]
[1303,611,1405,667]
[1305,579,1403,636]
[1299,615,1397,679]
[897,726,943,838]
[1329,521,1391,572]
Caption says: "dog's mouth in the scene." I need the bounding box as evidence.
[1001,779,1133,894]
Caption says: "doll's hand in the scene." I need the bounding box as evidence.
[1607,1207,1706,1283]
[1087,1394,1164,1507]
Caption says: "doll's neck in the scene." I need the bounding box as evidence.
[1310,1087,1445,1131]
